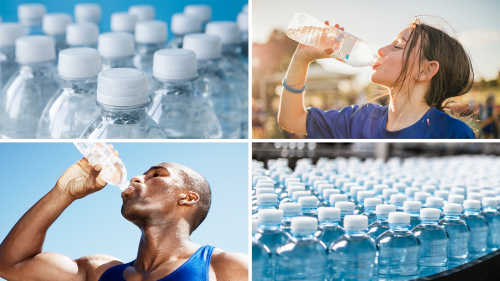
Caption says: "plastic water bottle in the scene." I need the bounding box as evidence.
[293,190,311,203]
[205,21,248,138]
[253,194,278,219]
[462,199,488,261]
[166,13,202,49]
[389,194,407,212]
[439,203,470,269]
[362,198,382,224]
[43,13,72,59]
[335,201,355,227]
[147,48,222,139]
[405,187,420,201]
[348,186,366,206]
[330,215,377,280]
[426,197,444,218]
[37,48,101,139]
[315,207,344,247]
[435,190,450,203]
[237,10,249,59]
[481,198,500,253]
[0,36,61,139]
[414,192,431,206]
[134,20,167,92]
[98,32,135,70]
[0,23,24,91]
[286,12,377,67]
[73,142,129,190]
[252,219,271,281]
[376,212,421,280]
[79,68,165,139]
[74,3,102,27]
[412,208,449,277]
[299,196,319,218]
[448,194,465,209]
[318,188,340,207]
[280,202,301,233]
[66,23,99,48]
[382,189,398,204]
[183,34,242,138]
[367,204,396,240]
[129,5,156,21]
[354,190,374,214]
[403,201,423,230]
[329,193,348,206]
[374,184,388,200]
[18,3,46,35]
[184,4,211,31]
[110,12,137,34]
[275,217,327,281]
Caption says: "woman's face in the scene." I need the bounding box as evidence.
[370,28,420,89]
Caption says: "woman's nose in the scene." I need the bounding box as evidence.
[377,48,385,58]
[131,175,145,184]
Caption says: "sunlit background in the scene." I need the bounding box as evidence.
[252,0,500,139]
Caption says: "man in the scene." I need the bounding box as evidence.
[0,147,248,281]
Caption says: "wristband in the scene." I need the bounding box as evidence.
[282,78,306,94]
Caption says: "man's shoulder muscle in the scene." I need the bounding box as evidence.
[210,249,248,281]
[76,254,123,281]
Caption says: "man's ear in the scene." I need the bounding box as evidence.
[178,191,200,206]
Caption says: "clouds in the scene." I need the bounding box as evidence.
[458,29,500,49]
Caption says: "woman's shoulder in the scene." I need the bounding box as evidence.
[429,108,476,139]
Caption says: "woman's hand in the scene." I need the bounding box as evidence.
[293,22,345,64]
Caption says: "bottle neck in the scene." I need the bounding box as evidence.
[221,43,239,56]
[444,215,461,220]
[197,58,220,70]
[101,56,134,66]
[364,206,376,214]
[69,43,98,49]
[19,61,56,76]
[483,207,498,213]
[135,42,165,55]
[60,76,98,94]
[154,78,197,94]
[257,204,277,210]
[98,103,149,116]
[0,46,15,61]
[51,34,66,43]
[465,209,480,216]
[292,232,315,240]
[345,229,367,236]
[389,225,409,232]
[319,220,340,228]
[259,223,281,231]
[283,213,300,220]
[420,220,439,225]
[376,215,389,222]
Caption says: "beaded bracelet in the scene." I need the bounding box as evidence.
[282,78,306,94]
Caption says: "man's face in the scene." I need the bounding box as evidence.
[121,162,186,226]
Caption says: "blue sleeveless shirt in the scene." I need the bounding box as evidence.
[98,245,215,281]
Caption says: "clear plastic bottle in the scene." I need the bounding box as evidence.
[98,32,135,71]
[426,197,444,218]
[129,5,156,21]
[147,49,222,139]
[18,3,46,35]
[110,12,137,34]
[134,20,167,92]
[405,187,419,201]
[0,23,24,91]
[335,201,355,228]
[329,193,348,207]
[374,184,389,200]
[439,203,470,269]
[389,194,407,212]
[414,192,431,206]
[330,215,377,280]
[376,212,421,280]
[319,189,340,208]
[315,207,344,247]
[37,48,101,139]
[66,23,99,49]
[252,194,278,219]
[462,199,488,261]
[183,34,242,139]
[275,217,327,281]
[299,196,319,218]
[286,12,377,67]
[73,141,129,190]
[42,13,72,60]
[367,204,396,240]
[74,3,102,28]
[184,4,211,31]
[412,208,450,277]
[348,186,366,206]
[166,13,202,49]
[355,190,374,215]
[79,68,165,139]
[404,201,423,230]
[362,198,382,225]
[480,198,500,253]
[382,189,398,204]
[252,219,271,281]
[435,190,450,203]
[279,202,301,233]
[0,35,61,139]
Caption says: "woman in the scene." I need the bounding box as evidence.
[278,18,475,139]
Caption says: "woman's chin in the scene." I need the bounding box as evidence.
[369,73,389,88]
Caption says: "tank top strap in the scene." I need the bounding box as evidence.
[160,245,215,281]
[98,261,134,281]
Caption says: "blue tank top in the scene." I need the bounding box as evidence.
[98,245,215,281]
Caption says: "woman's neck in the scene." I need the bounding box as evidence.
[386,83,431,131]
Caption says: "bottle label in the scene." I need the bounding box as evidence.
[341,36,356,59]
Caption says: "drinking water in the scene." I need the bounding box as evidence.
[389,194,407,212]
[403,201,422,230]
[98,32,135,70]
[299,196,319,218]
[166,13,202,49]
[18,3,46,35]
[0,23,24,91]
[42,13,72,59]
[66,23,99,48]
[253,194,278,219]
[355,190,374,215]
[335,201,355,227]
[439,203,470,269]
[252,219,271,281]
[110,12,137,34]
[481,198,500,253]
[279,202,301,233]
[362,198,382,224]
[315,207,344,247]
[367,204,396,240]
[426,197,444,218]
[184,4,211,31]
[462,199,488,261]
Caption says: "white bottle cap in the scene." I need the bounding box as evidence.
[184,4,212,23]
[15,35,55,64]
[97,68,148,106]
[420,208,440,221]
[256,193,277,205]
[344,215,368,231]
[335,202,355,215]
[243,4,248,12]
[255,182,273,189]
[98,32,134,58]
[374,184,389,194]
[483,198,499,208]
[183,33,221,60]
[383,189,399,199]
[18,3,46,26]
[318,207,340,221]
[393,183,408,193]
[58,48,101,79]
[330,194,348,204]
[480,190,496,198]
[313,180,329,190]
[255,188,274,195]
[463,199,481,210]
[467,192,483,201]
[318,183,334,195]
[258,209,283,224]
[405,187,420,197]
[421,184,436,194]
[414,192,431,202]
[426,197,444,208]
[237,11,248,32]
[388,212,410,226]
[376,204,396,215]
[403,201,422,213]
[443,203,462,215]
[0,23,24,47]
[298,196,319,208]
[252,219,258,235]
[435,190,450,200]
[288,186,306,197]
[291,217,317,235]
[66,23,99,46]
[171,13,202,35]
[288,181,305,188]
[129,5,155,21]
[206,21,239,45]
[323,189,340,199]
[448,194,465,205]
[390,194,407,205]
[43,13,72,35]
[450,187,465,195]
[357,191,374,201]
[135,20,167,43]
[75,3,102,23]
[285,177,300,187]
[364,198,382,207]
[153,49,198,81]
[350,186,366,197]
[292,191,311,201]
[110,12,137,33]
[279,202,301,216]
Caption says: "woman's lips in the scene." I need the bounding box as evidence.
[372,63,381,70]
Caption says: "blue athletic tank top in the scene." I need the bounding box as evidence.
[98,245,215,281]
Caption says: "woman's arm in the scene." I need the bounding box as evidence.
[277,22,344,134]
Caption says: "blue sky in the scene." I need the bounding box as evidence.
[0,142,248,279]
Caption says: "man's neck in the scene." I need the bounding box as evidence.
[386,83,431,131]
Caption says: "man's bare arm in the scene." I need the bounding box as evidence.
[211,249,249,281]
